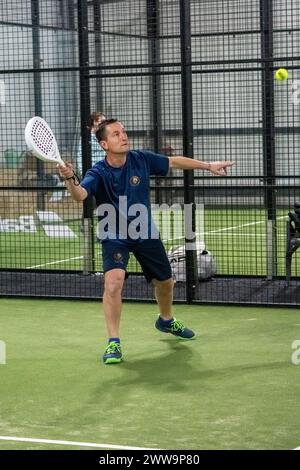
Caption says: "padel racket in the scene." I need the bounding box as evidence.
[25,116,65,166]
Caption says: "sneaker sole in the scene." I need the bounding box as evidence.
[176,334,196,340]
[103,357,122,364]
[156,328,197,340]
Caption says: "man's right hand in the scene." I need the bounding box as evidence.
[56,162,88,202]
[57,162,75,180]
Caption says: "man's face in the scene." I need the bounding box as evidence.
[100,122,129,154]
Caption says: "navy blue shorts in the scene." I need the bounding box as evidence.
[101,238,172,282]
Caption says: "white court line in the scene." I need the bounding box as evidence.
[0,435,297,450]
[163,233,287,240]
[204,233,286,238]
[163,215,288,242]
[0,436,158,450]
[189,215,287,237]
[202,215,287,235]
[26,256,83,270]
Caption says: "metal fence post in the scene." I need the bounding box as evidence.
[31,0,45,212]
[180,0,198,302]
[260,0,277,279]
[78,0,94,274]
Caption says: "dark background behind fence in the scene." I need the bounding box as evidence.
[0,0,300,305]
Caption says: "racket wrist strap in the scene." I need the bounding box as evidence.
[63,172,80,185]
[64,174,74,181]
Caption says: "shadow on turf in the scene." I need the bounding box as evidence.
[97,341,289,394]
[98,340,197,392]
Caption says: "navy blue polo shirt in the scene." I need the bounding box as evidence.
[80,150,169,241]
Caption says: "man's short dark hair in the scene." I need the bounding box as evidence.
[95,119,118,143]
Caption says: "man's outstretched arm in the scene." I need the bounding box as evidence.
[57,163,88,201]
[168,157,234,176]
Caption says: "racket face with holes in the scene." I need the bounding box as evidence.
[25,117,65,165]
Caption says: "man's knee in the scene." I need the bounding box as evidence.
[104,270,125,297]
[153,277,174,292]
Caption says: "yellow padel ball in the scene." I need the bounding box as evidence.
[275,68,289,81]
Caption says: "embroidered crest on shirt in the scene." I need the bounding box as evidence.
[130,176,140,186]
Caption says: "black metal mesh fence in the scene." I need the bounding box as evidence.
[1,0,300,305]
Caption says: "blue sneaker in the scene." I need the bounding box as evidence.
[155,317,196,340]
[103,341,122,364]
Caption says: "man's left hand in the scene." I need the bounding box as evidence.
[208,161,235,176]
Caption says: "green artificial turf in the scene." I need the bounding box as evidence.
[0,298,299,449]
